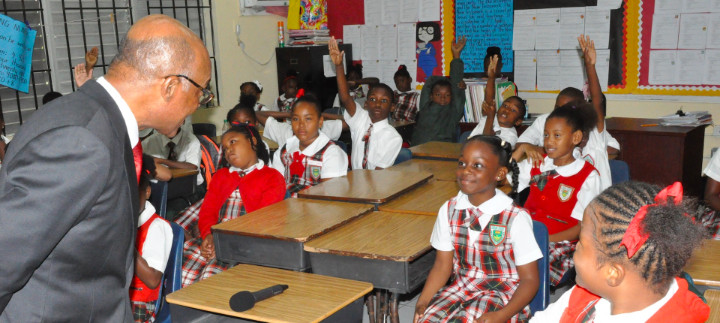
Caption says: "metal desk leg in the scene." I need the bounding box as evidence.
[389,292,399,323]
[376,290,385,323]
[366,293,376,323]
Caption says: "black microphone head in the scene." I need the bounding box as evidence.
[229,291,255,312]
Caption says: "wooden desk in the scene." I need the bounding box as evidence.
[170,168,199,178]
[685,240,720,288]
[167,264,373,323]
[705,289,720,322]
[409,141,462,160]
[213,199,373,270]
[606,117,706,197]
[379,180,458,216]
[390,159,457,182]
[297,169,433,205]
[168,168,199,201]
[305,211,436,323]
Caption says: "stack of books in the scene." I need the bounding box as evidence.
[288,29,330,46]
[461,79,517,123]
[659,111,712,126]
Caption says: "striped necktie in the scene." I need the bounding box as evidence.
[362,124,373,169]
[167,141,177,161]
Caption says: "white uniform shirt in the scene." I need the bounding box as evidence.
[431,190,543,266]
[263,117,343,148]
[578,127,612,190]
[138,201,173,273]
[704,151,720,181]
[142,126,203,185]
[344,106,402,169]
[530,280,679,322]
[515,156,602,223]
[518,113,620,150]
[468,115,518,148]
[271,131,348,179]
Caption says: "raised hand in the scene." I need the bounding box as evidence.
[487,54,499,79]
[73,63,93,88]
[481,100,496,117]
[85,47,99,73]
[328,37,344,66]
[451,35,467,59]
[578,35,596,66]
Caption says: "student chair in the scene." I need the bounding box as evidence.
[154,222,185,323]
[609,160,630,185]
[530,220,551,313]
[393,148,413,165]
[192,123,216,138]
[149,181,169,219]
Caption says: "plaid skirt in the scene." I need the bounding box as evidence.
[419,278,530,323]
[131,300,156,323]
[549,241,576,286]
[698,207,720,240]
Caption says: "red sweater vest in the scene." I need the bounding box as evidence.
[559,278,710,322]
[129,213,168,302]
[198,166,286,238]
[524,161,595,235]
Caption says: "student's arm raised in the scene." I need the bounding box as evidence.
[329,37,358,117]
[579,35,604,133]
[449,36,468,122]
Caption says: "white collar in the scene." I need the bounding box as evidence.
[454,189,513,214]
[96,77,139,147]
[541,156,586,177]
[371,117,390,128]
[229,159,265,174]
[138,201,157,227]
[286,132,331,156]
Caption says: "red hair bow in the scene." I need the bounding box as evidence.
[620,182,684,258]
[296,88,305,98]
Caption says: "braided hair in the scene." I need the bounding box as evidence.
[590,181,706,294]
[548,102,597,140]
[222,124,269,165]
[463,135,519,198]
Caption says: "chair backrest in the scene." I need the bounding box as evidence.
[609,160,630,185]
[149,181,169,219]
[393,148,413,165]
[196,135,222,190]
[192,123,216,138]
[530,220,550,313]
[153,222,185,323]
[458,130,472,144]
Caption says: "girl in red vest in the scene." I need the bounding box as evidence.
[177,124,286,287]
[512,103,602,286]
[531,181,710,322]
[415,136,542,323]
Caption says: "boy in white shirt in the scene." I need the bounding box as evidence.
[142,123,203,186]
[329,37,402,169]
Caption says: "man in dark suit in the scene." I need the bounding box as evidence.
[0,15,211,321]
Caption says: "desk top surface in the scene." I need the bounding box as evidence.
[390,159,458,182]
[409,141,462,160]
[212,199,373,242]
[304,211,436,261]
[297,169,433,204]
[170,168,199,178]
[166,264,373,323]
[685,239,720,287]
[606,117,706,135]
[378,180,458,216]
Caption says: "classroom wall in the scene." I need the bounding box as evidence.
[195,1,719,171]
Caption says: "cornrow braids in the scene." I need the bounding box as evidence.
[590,181,707,294]
[463,135,518,198]
[222,124,269,165]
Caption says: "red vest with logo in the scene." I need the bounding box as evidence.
[559,278,709,322]
[524,161,595,235]
[129,213,168,302]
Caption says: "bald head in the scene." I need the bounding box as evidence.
[108,15,210,82]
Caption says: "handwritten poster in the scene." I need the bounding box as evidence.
[0,14,36,93]
[455,0,514,73]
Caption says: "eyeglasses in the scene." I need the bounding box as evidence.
[166,74,214,106]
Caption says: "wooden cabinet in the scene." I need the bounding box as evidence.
[606,117,706,197]
[275,44,353,110]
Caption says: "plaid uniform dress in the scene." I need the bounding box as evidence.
[178,189,245,287]
[279,141,335,195]
[131,301,155,323]
[276,95,296,112]
[697,205,720,240]
[392,90,420,122]
[419,199,531,323]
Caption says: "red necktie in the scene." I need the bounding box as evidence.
[362,124,373,169]
[132,144,143,183]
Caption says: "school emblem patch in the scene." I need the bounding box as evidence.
[558,184,575,202]
[489,224,507,246]
[310,166,321,180]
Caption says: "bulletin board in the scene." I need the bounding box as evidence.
[440,0,720,96]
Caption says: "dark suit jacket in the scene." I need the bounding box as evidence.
[0,80,138,322]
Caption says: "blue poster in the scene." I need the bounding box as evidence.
[455,0,514,74]
[0,14,36,93]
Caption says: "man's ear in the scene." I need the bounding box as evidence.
[161,76,180,102]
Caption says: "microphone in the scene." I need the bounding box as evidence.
[229,284,289,312]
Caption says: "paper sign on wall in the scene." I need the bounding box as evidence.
[0,14,36,93]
